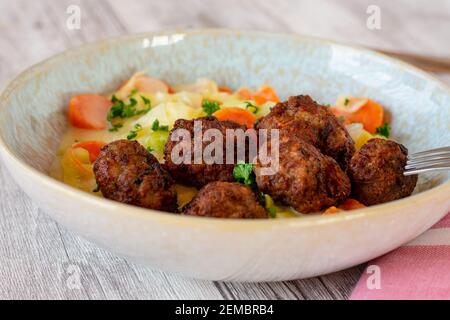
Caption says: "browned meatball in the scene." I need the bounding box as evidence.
[164,116,252,188]
[348,138,418,206]
[254,138,351,213]
[256,95,355,170]
[93,140,178,212]
[184,182,268,219]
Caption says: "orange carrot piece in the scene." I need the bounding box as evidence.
[323,206,343,215]
[213,107,257,129]
[135,76,169,93]
[253,85,280,105]
[68,94,112,130]
[330,99,384,134]
[66,148,92,176]
[236,87,253,100]
[72,141,106,163]
[218,85,233,94]
[339,198,366,211]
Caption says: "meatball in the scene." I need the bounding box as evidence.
[164,116,251,188]
[93,140,178,212]
[348,138,418,206]
[184,182,268,219]
[254,138,351,213]
[256,95,355,170]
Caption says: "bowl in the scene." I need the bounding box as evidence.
[0,29,449,282]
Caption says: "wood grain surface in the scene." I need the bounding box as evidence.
[0,0,448,300]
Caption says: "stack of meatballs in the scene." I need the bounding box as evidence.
[93,95,418,219]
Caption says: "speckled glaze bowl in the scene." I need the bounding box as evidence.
[0,30,449,282]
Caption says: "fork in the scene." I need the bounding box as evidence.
[404,146,450,176]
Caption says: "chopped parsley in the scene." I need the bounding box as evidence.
[141,95,151,105]
[264,194,277,218]
[376,123,391,138]
[202,100,220,116]
[344,98,350,106]
[109,123,123,132]
[127,124,143,140]
[146,146,154,153]
[233,162,277,217]
[233,161,256,187]
[151,119,169,132]
[128,89,138,97]
[107,95,151,131]
[268,207,277,219]
[245,101,258,114]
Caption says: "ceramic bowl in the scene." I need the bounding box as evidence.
[0,29,449,282]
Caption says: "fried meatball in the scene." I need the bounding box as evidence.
[184,182,268,219]
[348,138,418,206]
[254,139,351,213]
[93,140,178,212]
[256,95,355,170]
[164,116,251,188]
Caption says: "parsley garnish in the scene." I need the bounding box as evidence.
[202,100,220,116]
[376,123,391,138]
[344,98,350,106]
[109,123,123,132]
[128,89,138,97]
[268,207,277,219]
[245,101,258,114]
[141,95,151,105]
[127,124,143,140]
[146,146,154,153]
[107,95,151,131]
[151,119,169,132]
[233,161,256,187]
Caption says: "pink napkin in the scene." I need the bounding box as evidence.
[351,213,450,300]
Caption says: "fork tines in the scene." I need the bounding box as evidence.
[404,146,450,176]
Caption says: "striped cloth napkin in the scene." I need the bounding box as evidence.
[351,213,450,300]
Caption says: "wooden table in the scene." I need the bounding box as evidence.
[0,0,448,300]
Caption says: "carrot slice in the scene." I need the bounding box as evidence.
[65,147,92,176]
[213,107,257,129]
[339,199,366,211]
[72,141,106,163]
[135,76,169,93]
[323,206,343,215]
[252,85,280,105]
[331,99,384,134]
[68,94,112,130]
[218,85,233,94]
[236,87,253,100]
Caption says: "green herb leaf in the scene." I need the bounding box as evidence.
[107,96,151,129]
[128,89,138,97]
[202,100,221,116]
[146,146,154,153]
[152,119,159,131]
[376,123,391,138]
[233,161,256,187]
[344,98,350,106]
[245,101,258,114]
[141,95,151,105]
[268,207,277,218]
[127,132,137,140]
[151,119,169,132]
[127,123,143,140]
[108,123,123,132]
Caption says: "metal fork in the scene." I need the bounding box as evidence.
[404,146,450,176]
